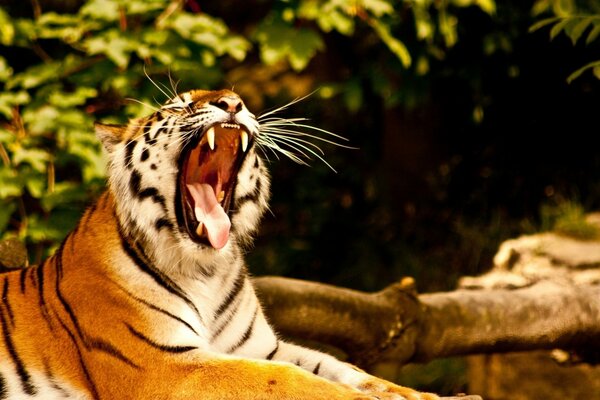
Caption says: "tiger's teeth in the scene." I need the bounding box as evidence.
[240,131,248,152]
[196,222,204,236]
[217,191,225,203]
[207,127,215,150]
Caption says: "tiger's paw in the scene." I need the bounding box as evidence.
[356,378,439,400]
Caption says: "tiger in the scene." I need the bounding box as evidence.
[0,89,439,399]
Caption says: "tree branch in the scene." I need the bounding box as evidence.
[254,276,600,366]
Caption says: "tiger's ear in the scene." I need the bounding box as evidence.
[95,122,125,153]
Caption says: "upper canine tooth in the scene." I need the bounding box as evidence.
[240,131,248,152]
[207,127,215,150]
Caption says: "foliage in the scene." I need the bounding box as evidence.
[531,0,600,82]
[0,0,495,263]
[540,199,599,240]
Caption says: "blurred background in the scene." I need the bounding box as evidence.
[1,0,600,396]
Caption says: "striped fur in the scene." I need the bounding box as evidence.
[0,89,437,399]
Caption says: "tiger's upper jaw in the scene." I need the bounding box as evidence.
[96,89,268,256]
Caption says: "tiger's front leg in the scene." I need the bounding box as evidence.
[267,341,439,400]
[107,357,408,400]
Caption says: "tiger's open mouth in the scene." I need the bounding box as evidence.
[179,123,251,249]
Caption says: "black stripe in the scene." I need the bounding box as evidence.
[54,243,86,342]
[89,337,140,369]
[312,362,321,375]
[144,121,161,146]
[226,307,258,353]
[129,169,142,195]
[70,221,79,254]
[0,305,37,395]
[0,372,6,398]
[108,277,199,337]
[266,341,279,360]
[117,227,201,319]
[37,260,52,326]
[214,270,246,318]
[82,200,99,226]
[19,268,27,294]
[43,359,70,396]
[197,261,216,278]
[1,278,13,326]
[155,218,174,231]
[28,266,37,289]
[234,178,262,211]
[210,280,246,341]
[124,139,137,169]
[140,148,149,162]
[138,187,167,210]
[126,323,197,353]
[54,314,99,399]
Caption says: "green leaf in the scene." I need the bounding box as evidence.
[586,22,600,45]
[475,0,496,15]
[255,17,324,71]
[0,200,16,233]
[568,17,594,45]
[0,8,15,45]
[299,1,355,36]
[550,18,572,40]
[27,210,80,242]
[0,91,30,119]
[41,182,89,213]
[369,19,412,67]
[0,56,12,82]
[84,30,136,68]
[12,149,50,173]
[529,17,562,33]
[362,0,394,17]
[124,0,166,15]
[23,105,60,134]
[288,29,324,71]
[167,13,250,60]
[24,171,46,199]
[0,168,23,198]
[80,0,120,21]
[566,59,600,83]
[48,87,98,108]
[7,62,62,89]
[37,12,100,43]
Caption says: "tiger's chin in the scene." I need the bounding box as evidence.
[177,122,253,250]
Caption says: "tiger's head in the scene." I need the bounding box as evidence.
[96,89,270,266]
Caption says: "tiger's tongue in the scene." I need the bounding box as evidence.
[186,183,230,249]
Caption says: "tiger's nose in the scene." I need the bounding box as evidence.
[213,95,243,114]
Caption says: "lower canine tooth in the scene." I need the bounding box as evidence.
[217,191,225,203]
[196,222,204,236]
[207,127,215,150]
[240,131,248,152]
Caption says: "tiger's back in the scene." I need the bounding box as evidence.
[0,89,437,400]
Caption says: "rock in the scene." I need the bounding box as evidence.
[459,215,600,290]
[461,216,600,399]
[0,238,28,271]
